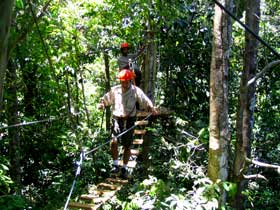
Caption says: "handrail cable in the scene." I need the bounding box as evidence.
[85,113,152,156]
[63,113,152,209]
[63,151,85,210]
[213,0,280,59]
[0,117,56,130]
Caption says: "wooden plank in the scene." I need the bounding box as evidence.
[136,107,172,117]
[118,160,137,168]
[80,194,99,200]
[130,149,139,156]
[80,196,109,204]
[135,120,149,126]
[133,139,143,145]
[88,189,113,196]
[136,111,151,117]
[68,202,96,210]
[120,149,139,156]
[97,183,120,190]
[106,178,129,184]
[134,129,146,135]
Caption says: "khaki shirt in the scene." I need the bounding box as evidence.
[102,84,153,117]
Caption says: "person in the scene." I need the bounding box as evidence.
[98,69,157,179]
[118,42,145,87]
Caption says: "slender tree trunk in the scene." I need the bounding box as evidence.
[232,1,260,208]
[65,68,72,124]
[80,70,90,127]
[74,38,90,127]
[208,0,233,206]
[103,49,111,131]
[6,60,21,190]
[0,0,14,113]
[23,63,37,117]
[142,8,157,102]
[73,64,80,125]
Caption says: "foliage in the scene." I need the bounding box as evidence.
[1,0,280,209]
[0,195,29,210]
[0,157,13,195]
[113,123,236,210]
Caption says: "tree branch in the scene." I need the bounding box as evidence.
[8,0,53,57]
[247,60,280,86]
[243,174,268,181]
[246,157,280,169]
[28,0,55,77]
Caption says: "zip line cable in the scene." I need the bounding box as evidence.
[63,113,153,209]
[213,0,280,59]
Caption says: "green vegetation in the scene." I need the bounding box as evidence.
[0,0,279,209]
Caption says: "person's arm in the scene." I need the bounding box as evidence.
[118,56,129,70]
[135,87,157,115]
[136,45,146,57]
[97,90,114,110]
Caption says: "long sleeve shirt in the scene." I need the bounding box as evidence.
[102,84,153,117]
[117,53,138,70]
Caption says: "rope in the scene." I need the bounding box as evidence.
[0,117,56,130]
[63,113,153,209]
[213,0,280,59]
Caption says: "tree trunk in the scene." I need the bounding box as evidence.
[232,0,260,208]
[103,49,111,131]
[0,0,14,113]
[208,0,233,206]
[142,9,157,102]
[6,60,21,190]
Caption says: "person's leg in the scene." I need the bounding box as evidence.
[111,137,118,162]
[111,118,123,173]
[123,145,131,165]
[120,117,136,178]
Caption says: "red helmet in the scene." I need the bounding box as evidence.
[118,69,134,81]
[120,42,129,49]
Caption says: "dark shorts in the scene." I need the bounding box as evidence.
[112,116,136,147]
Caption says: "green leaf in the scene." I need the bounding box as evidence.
[15,0,24,9]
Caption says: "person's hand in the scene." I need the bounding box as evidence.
[150,106,158,116]
[97,100,105,110]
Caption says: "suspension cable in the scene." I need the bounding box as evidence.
[213,0,280,59]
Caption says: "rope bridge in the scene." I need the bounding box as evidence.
[64,108,171,210]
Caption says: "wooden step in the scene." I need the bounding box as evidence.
[135,120,149,126]
[68,202,97,210]
[88,189,112,196]
[80,194,99,200]
[133,139,143,145]
[136,111,151,117]
[97,183,121,190]
[79,196,107,204]
[80,191,115,199]
[118,160,137,168]
[134,129,146,135]
[120,149,139,156]
[130,149,139,156]
[106,178,129,184]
